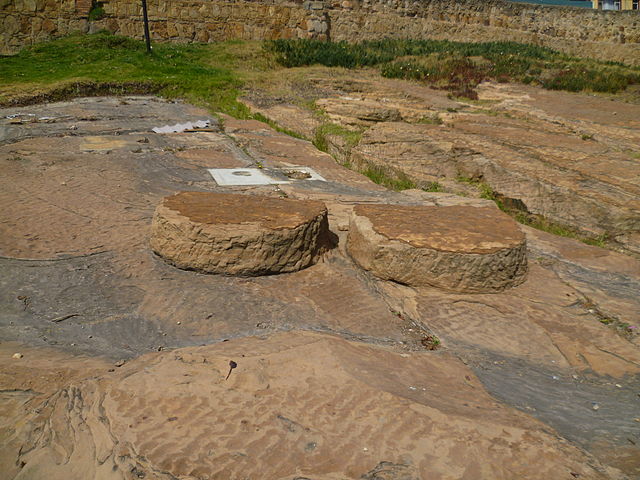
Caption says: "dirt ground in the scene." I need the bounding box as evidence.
[0,94,638,479]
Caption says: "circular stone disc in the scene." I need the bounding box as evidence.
[150,192,332,275]
[347,204,527,293]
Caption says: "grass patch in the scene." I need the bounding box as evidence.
[416,114,443,125]
[312,121,421,191]
[313,122,362,153]
[422,181,445,193]
[362,163,417,191]
[455,174,611,248]
[266,38,640,97]
[0,31,251,117]
[88,1,106,21]
[251,111,308,140]
[512,211,609,248]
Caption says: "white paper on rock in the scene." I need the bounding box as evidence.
[152,120,211,133]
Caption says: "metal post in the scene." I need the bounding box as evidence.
[141,0,151,53]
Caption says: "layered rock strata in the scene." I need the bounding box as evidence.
[347,204,527,292]
[150,191,331,275]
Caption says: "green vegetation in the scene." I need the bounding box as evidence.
[416,114,443,125]
[422,181,445,193]
[251,112,308,140]
[266,38,560,68]
[0,33,627,251]
[361,163,417,191]
[454,174,610,248]
[88,1,106,21]
[266,38,640,97]
[313,122,362,153]
[0,31,250,117]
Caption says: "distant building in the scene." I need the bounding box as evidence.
[593,0,639,10]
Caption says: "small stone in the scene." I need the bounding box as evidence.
[115,359,126,367]
[592,403,600,411]
[12,353,23,359]
[176,321,181,325]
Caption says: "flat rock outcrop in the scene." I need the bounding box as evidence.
[150,191,331,275]
[1,332,619,480]
[259,75,640,253]
[1,97,639,478]
[347,204,527,292]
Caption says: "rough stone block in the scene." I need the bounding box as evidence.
[150,192,333,275]
[347,204,527,293]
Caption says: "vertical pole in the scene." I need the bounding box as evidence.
[141,0,151,53]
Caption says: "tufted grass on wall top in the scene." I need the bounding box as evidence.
[265,38,640,97]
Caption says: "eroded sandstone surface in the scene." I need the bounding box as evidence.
[151,191,332,275]
[243,73,640,255]
[0,96,638,479]
[0,333,622,480]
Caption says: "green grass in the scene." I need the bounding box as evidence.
[454,174,611,248]
[266,38,640,97]
[416,114,443,125]
[251,112,308,140]
[0,31,250,117]
[422,181,445,193]
[361,163,417,191]
[265,38,560,69]
[88,2,106,21]
[312,121,425,191]
[313,122,362,153]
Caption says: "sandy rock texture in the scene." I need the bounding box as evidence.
[1,332,621,480]
[245,74,640,254]
[150,191,332,275]
[1,97,639,479]
[347,204,527,292]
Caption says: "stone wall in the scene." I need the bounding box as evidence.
[326,0,640,65]
[1,0,639,65]
[95,0,311,43]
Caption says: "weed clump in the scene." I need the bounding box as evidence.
[361,163,417,191]
[88,1,106,21]
[266,38,640,97]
